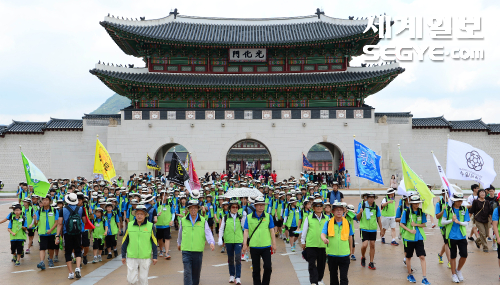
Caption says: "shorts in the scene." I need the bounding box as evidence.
[275,218,283,228]
[207,218,214,228]
[93,238,104,250]
[448,239,468,259]
[81,231,90,247]
[352,233,356,248]
[105,235,117,249]
[405,240,426,258]
[157,227,172,240]
[40,235,57,250]
[381,217,397,229]
[11,240,24,255]
[27,228,35,237]
[497,247,500,259]
[289,226,299,237]
[361,230,377,241]
[64,234,82,262]
[442,234,448,245]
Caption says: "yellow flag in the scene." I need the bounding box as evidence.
[93,138,116,181]
[400,150,435,216]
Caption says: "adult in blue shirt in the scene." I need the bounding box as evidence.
[57,193,87,280]
[442,193,469,283]
[399,195,430,285]
[328,182,344,204]
[284,198,302,252]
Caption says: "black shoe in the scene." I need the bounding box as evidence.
[475,239,480,249]
[113,250,118,257]
[107,253,112,259]
[361,257,366,267]
[468,237,475,241]
[75,269,81,279]
[83,256,88,265]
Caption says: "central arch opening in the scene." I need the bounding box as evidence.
[226,139,272,177]
[153,143,190,176]
[305,142,345,185]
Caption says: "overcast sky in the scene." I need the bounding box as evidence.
[0,0,498,125]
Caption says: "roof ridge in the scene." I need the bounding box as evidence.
[12,120,47,124]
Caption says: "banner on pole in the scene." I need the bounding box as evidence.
[21,152,50,197]
[93,138,116,181]
[354,140,384,185]
[167,152,189,185]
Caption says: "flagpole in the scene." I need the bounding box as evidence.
[354,135,361,200]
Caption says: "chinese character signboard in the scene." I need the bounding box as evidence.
[229,48,267,62]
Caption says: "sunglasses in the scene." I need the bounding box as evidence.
[231,206,239,209]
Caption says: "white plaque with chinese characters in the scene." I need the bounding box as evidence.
[229,48,267,62]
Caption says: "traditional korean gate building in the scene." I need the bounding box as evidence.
[0,10,499,189]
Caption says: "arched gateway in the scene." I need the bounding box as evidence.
[226,139,272,174]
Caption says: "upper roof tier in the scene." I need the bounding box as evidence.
[100,10,379,55]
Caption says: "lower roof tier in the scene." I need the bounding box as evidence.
[90,63,404,105]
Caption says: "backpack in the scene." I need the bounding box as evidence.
[65,206,82,235]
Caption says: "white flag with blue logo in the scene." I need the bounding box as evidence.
[354,140,384,185]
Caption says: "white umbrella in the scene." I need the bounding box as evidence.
[224,187,263,198]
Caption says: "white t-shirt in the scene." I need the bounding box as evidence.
[466,194,478,207]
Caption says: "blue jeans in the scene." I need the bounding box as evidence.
[226,243,242,278]
[182,251,203,285]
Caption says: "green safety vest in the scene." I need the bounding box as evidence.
[359,203,378,231]
[276,201,284,219]
[157,202,173,227]
[285,207,300,228]
[247,212,272,248]
[38,207,57,235]
[10,215,27,241]
[105,213,119,235]
[301,210,311,230]
[126,220,155,259]
[325,220,351,256]
[381,196,396,217]
[129,208,136,223]
[305,213,329,248]
[445,206,467,241]
[93,218,106,240]
[401,208,426,242]
[437,198,447,228]
[24,206,35,229]
[181,215,207,252]
[223,214,244,244]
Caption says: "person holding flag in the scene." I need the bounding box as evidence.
[356,192,382,270]
[435,188,451,269]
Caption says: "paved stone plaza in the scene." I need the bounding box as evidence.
[2,196,498,285]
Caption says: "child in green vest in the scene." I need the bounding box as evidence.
[157,191,175,260]
[435,189,451,269]
[104,203,120,259]
[284,198,302,251]
[218,200,245,284]
[380,188,399,245]
[442,193,469,283]
[8,205,27,266]
[91,207,107,263]
[22,198,36,254]
[399,195,430,284]
[355,192,381,270]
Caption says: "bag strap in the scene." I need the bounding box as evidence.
[248,214,266,244]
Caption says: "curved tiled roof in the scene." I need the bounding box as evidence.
[488,124,500,133]
[412,116,450,128]
[6,121,47,133]
[90,65,404,88]
[46,118,83,130]
[449,119,488,130]
[101,13,371,46]
[375,112,413,118]
[83,114,121,119]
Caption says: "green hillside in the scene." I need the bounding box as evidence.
[91,93,131,114]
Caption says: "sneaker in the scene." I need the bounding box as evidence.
[437,254,443,264]
[492,243,498,251]
[350,254,356,261]
[318,281,325,285]
[391,241,399,246]
[381,237,386,244]
[487,237,493,241]
[221,247,226,253]
[48,258,54,268]
[431,224,436,228]
[119,230,124,236]
[15,261,21,266]
[451,274,459,283]
[72,257,76,264]
[75,268,81,279]
[483,249,489,253]
[21,251,24,258]
[26,248,30,254]
[286,238,290,244]
[368,262,376,270]
[113,250,118,257]
[159,251,164,257]
[11,256,16,262]
[235,278,241,285]
[241,253,246,261]
[474,239,480,249]
[83,256,88,265]
[98,255,102,262]
[37,261,46,270]
[92,256,98,264]
[447,262,451,269]
[229,276,235,283]
[456,269,464,281]
[422,277,431,285]
[468,237,474,242]
[361,257,366,267]
[107,253,112,259]
[291,246,296,252]
[407,274,416,283]
[165,254,171,260]
[54,255,59,263]
[68,273,75,280]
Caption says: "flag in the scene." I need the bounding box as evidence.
[21,152,50,197]
[184,153,190,172]
[400,150,435,216]
[432,153,456,204]
[93,138,116,181]
[167,152,189,185]
[339,152,345,172]
[147,155,161,171]
[446,139,496,188]
[354,140,384,185]
[84,207,95,230]
[303,153,314,170]
[188,155,201,191]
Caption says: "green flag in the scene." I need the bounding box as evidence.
[400,150,436,216]
[21,152,50,197]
